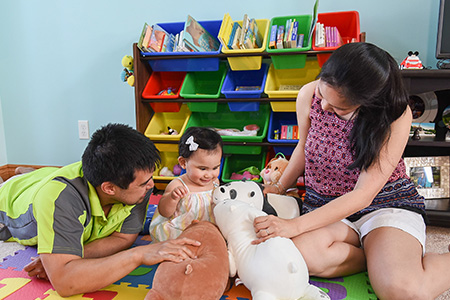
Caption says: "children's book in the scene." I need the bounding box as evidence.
[289,21,299,48]
[182,15,220,52]
[308,0,320,46]
[269,24,277,49]
[148,24,168,52]
[138,23,153,52]
[276,25,284,49]
[249,18,262,48]
[228,22,242,50]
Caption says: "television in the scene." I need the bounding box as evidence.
[436,0,450,68]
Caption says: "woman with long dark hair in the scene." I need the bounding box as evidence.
[255,43,450,299]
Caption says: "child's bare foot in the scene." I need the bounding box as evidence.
[15,167,36,175]
[0,176,3,184]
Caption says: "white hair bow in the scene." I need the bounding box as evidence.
[186,136,199,151]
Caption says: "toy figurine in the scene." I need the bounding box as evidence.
[273,129,280,140]
[120,55,135,86]
[400,51,423,70]
[158,87,177,96]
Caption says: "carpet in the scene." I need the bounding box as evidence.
[0,236,377,300]
[0,226,448,299]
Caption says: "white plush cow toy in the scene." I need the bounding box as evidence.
[213,181,330,300]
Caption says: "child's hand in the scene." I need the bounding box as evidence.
[171,185,188,201]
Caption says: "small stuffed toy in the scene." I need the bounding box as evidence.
[260,154,298,197]
[121,55,135,86]
[145,221,229,300]
[400,51,423,70]
[260,154,289,186]
[213,181,330,300]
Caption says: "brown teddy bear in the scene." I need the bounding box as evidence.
[145,221,229,300]
[260,154,299,197]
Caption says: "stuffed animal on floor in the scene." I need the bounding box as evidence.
[145,221,229,300]
[260,154,299,197]
[213,181,330,300]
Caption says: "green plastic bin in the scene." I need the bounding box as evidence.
[185,103,270,154]
[180,62,228,112]
[267,15,313,69]
[221,153,266,183]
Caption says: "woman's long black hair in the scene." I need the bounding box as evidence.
[319,42,409,171]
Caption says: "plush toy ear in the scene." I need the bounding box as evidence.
[408,51,413,56]
[414,51,419,56]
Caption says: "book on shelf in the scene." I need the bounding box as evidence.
[284,19,292,48]
[182,15,220,52]
[269,24,277,49]
[297,34,305,48]
[138,23,154,52]
[276,25,284,49]
[148,24,169,52]
[249,18,262,48]
[315,22,325,47]
[308,0,320,46]
[227,22,241,50]
[289,21,299,48]
[239,14,249,49]
[231,27,242,49]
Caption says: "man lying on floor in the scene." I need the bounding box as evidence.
[0,123,199,297]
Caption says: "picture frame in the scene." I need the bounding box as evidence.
[404,156,450,199]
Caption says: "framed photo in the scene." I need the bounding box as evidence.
[410,122,436,137]
[404,156,450,199]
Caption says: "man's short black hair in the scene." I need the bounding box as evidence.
[82,123,160,189]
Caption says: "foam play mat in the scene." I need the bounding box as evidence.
[0,235,378,300]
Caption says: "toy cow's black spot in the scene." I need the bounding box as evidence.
[250,191,255,197]
[230,189,237,199]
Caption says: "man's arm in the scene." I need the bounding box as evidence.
[39,237,200,297]
[83,231,137,258]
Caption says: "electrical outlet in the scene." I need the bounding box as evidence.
[78,120,90,139]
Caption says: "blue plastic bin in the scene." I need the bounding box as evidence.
[221,64,269,112]
[267,111,298,155]
[143,20,223,72]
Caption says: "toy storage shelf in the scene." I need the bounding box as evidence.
[133,43,450,227]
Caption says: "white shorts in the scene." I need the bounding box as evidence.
[342,208,427,254]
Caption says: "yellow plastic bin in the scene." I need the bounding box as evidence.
[144,104,191,141]
[264,58,321,112]
[153,147,179,190]
[218,14,270,70]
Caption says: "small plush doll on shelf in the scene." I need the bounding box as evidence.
[400,51,424,70]
[120,55,135,86]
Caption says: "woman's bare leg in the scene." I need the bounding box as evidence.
[292,221,366,277]
[364,227,450,300]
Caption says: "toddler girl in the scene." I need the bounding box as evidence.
[149,127,223,242]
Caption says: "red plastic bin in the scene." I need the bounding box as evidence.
[312,11,360,66]
[142,71,186,112]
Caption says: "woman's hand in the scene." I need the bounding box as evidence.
[252,215,299,244]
